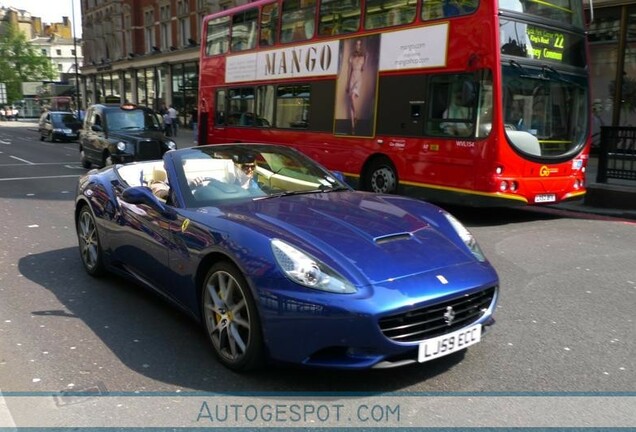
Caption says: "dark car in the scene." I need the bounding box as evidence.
[38,111,82,142]
[79,103,176,168]
[74,143,499,371]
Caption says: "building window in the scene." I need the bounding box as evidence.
[56,49,62,56]
[160,4,171,50]
[71,49,76,56]
[144,9,156,53]
[42,49,47,56]
[58,64,63,72]
[124,14,132,56]
[177,1,191,47]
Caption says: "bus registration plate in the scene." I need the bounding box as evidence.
[418,324,482,363]
[535,194,556,203]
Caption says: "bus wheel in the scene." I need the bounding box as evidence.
[364,157,397,194]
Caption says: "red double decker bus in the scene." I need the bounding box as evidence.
[198,0,590,206]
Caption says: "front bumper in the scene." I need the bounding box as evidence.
[254,267,499,369]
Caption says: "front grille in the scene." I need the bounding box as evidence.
[136,140,163,160]
[379,286,496,343]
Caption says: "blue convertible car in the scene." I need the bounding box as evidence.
[75,144,499,371]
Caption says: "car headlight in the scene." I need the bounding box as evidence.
[443,212,486,262]
[116,141,127,151]
[166,140,176,150]
[271,239,356,293]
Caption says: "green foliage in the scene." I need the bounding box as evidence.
[0,24,57,103]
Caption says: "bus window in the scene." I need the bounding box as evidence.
[426,74,476,138]
[499,0,583,28]
[206,16,230,56]
[276,85,310,129]
[215,90,227,126]
[256,86,275,127]
[281,0,316,43]
[318,0,360,36]
[231,7,259,52]
[422,0,478,21]
[260,2,279,46]
[365,0,416,29]
[228,88,256,126]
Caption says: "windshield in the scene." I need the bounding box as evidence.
[499,0,584,28]
[173,144,350,207]
[502,63,588,159]
[105,109,162,131]
[52,113,80,126]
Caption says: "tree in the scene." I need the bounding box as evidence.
[0,24,57,103]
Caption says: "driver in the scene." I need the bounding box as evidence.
[188,154,260,191]
[232,154,259,190]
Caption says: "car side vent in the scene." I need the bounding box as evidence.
[374,233,412,245]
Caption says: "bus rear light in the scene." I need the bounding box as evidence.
[509,181,518,192]
[495,166,504,175]
[499,181,508,192]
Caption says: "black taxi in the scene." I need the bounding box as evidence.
[79,103,176,168]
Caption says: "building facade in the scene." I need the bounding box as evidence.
[30,35,83,82]
[79,0,243,126]
[586,0,636,130]
[79,0,635,130]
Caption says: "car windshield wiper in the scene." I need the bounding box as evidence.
[254,185,349,201]
[120,126,143,130]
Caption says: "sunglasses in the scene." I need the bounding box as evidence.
[242,164,256,171]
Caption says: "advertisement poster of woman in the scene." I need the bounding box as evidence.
[334,35,381,137]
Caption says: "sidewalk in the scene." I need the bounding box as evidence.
[3,118,635,219]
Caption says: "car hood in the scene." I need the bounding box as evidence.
[210,192,478,284]
[108,130,166,141]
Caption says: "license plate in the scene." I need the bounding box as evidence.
[418,324,482,363]
[534,194,556,203]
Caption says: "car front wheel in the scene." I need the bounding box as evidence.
[201,262,264,371]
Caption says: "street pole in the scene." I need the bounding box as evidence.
[71,0,81,111]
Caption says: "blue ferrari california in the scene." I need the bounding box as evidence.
[75,144,499,371]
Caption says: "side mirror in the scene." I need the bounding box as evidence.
[91,124,103,132]
[121,186,177,220]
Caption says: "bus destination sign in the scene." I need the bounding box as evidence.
[526,26,566,63]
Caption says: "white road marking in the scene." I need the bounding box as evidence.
[0,175,80,182]
[9,156,34,165]
[0,162,79,167]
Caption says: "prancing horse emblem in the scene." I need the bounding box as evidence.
[443,306,456,326]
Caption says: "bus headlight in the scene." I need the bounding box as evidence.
[443,212,486,262]
[271,239,356,293]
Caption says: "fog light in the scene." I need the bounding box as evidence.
[499,180,508,192]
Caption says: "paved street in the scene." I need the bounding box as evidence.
[0,121,634,400]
